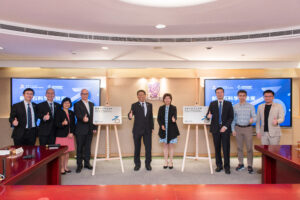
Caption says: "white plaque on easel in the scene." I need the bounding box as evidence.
[93,106,122,125]
[182,106,213,174]
[92,106,124,175]
[183,106,211,124]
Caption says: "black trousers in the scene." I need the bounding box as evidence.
[133,131,152,167]
[76,133,93,167]
[212,128,231,170]
[13,128,37,146]
[39,129,56,145]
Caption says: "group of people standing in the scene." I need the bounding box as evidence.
[9,87,284,175]
[206,87,284,174]
[9,88,96,175]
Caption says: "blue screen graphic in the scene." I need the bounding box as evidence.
[204,78,292,127]
[11,78,101,107]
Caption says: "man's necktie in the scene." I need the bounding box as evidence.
[27,103,32,128]
[142,102,146,117]
[218,101,222,124]
[50,103,54,117]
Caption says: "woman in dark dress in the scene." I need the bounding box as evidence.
[55,97,76,174]
[157,93,180,169]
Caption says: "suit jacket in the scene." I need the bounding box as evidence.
[256,103,284,136]
[74,100,97,135]
[157,104,180,142]
[37,101,60,136]
[9,101,38,139]
[207,100,234,134]
[55,109,76,137]
[128,102,154,135]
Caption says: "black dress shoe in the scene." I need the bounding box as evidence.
[215,167,223,172]
[76,166,82,173]
[163,166,168,169]
[225,169,231,174]
[146,165,152,171]
[134,165,140,171]
[84,165,93,170]
[65,169,72,173]
[61,171,66,175]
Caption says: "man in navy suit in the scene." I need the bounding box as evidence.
[74,89,97,173]
[9,88,38,146]
[128,90,154,171]
[37,88,60,145]
[207,87,234,174]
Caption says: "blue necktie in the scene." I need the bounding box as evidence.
[27,103,32,128]
[218,101,222,124]
[50,103,54,118]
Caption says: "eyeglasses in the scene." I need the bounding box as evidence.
[81,93,89,95]
[264,95,273,98]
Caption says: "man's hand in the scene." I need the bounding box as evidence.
[129,110,133,119]
[272,117,278,126]
[207,111,212,119]
[43,112,50,121]
[162,125,166,131]
[232,131,237,136]
[249,117,253,124]
[62,118,68,126]
[220,126,227,133]
[172,116,176,123]
[68,133,74,139]
[83,114,89,123]
[12,117,18,126]
[257,132,261,139]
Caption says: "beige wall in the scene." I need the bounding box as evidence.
[0,67,300,158]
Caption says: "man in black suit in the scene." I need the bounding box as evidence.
[37,88,60,145]
[128,90,154,171]
[207,87,234,174]
[74,89,97,173]
[9,88,38,146]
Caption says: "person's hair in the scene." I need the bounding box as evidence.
[163,93,172,102]
[263,90,274,96]
[237,89,247,95]
[215,87,224,93]
[61,97,72,108]
[46,88,55,94]
[137,90,146,95]
[23,88,35,95]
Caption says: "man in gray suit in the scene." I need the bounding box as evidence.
[256,90,285,145]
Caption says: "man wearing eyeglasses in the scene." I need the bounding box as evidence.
[74,89,97,173]
[256,90,284,145]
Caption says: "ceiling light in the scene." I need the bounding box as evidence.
[155,24,166,29]
[0,46,4,50]
[120,0,216,7]
[102,46,109,50]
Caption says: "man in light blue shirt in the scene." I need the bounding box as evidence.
[232,90,256,174]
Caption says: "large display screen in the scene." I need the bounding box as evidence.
[11,78,101,107]
[204,78,292,127]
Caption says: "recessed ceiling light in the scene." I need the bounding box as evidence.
[0,46,4,50]
[155,24,166,29]
[102,46,109,50]
[120,0,216,8]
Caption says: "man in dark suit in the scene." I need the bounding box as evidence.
[207,87,234,174]
[9,88,38,146]
[128,90,154,171]
[37,88,60,145]
[74,89,97,173]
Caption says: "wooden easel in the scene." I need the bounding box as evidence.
[92,124,124,175]
[181,124,213,174]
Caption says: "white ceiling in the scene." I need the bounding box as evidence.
[0,0,300,63]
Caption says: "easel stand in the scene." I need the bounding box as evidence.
[92,124,124,175]
[181,124,213,174]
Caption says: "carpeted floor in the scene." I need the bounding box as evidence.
[62,157,262,185]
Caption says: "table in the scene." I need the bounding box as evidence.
[255,145,300,184]
[0,184,299,200]
[0,146,67,185]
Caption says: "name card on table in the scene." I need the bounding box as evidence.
[93,106,122,125]
[183,106,211,125]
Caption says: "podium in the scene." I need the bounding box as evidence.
[181,106,213,174]
[92,106,124,175]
